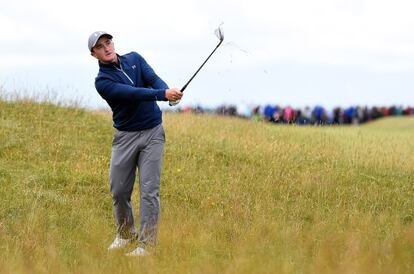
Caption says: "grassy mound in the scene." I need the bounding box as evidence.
[0,100,413,273]
[364,116,414,132]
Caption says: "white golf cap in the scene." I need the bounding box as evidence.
[88,31,113,52]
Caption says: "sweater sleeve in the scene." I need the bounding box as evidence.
[95,76,167,101]
[136,53,169,90]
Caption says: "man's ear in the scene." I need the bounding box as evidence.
[91,51,96,58]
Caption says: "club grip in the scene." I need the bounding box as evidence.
[169,99,181,106]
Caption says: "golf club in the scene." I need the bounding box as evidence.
[169,25,224,106]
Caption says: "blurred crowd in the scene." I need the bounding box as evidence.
[174,104,414,125]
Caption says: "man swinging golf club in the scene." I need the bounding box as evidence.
[88,31,182,256]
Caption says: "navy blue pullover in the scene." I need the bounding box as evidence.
[95,52,168,131]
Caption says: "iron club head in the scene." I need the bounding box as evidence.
[215,25,224,42]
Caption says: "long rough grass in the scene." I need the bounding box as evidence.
[0,99,413,273]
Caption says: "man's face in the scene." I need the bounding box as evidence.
[91,36,117,63]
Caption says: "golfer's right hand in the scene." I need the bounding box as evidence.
[165,88,183,102]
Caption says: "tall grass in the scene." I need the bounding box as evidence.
[0,99,413,273]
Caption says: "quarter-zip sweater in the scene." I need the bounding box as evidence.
[95,52,168,131]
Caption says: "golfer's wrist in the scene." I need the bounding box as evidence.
[155,89,167,101]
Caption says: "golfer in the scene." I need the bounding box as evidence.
[88,31,182,256]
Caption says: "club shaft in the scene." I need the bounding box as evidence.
[181,40,223,92]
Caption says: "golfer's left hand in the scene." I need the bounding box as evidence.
[165,88,183,101]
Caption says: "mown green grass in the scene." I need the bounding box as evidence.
[0,99,413,273]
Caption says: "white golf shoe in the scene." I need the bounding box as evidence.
[108,236,132,250]
[126,246,147,257]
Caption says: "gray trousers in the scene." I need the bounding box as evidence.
[109,123,165,245]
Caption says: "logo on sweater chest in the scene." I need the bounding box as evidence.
[131,65,136,69]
